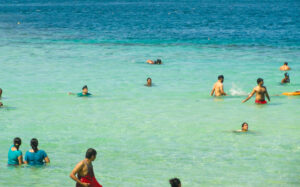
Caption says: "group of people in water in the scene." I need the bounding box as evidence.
[2,60,296,186]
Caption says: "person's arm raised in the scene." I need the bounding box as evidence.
[242,89,255,103]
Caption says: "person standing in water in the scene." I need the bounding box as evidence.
[8,137,23,166]
[242,78,270,104]
[281,73,290,84]
[69,85,92,97]
[145,77,152,87]
[279,62,291,71]
[169,178,181,187]
[211,75,227,96]
[70,148,102,187]
[24,138,50,165]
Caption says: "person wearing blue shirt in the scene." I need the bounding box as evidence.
[8,137,23,165]
[24,138,50,165]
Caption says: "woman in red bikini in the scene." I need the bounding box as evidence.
[70,148,102,187]
[242,78,270,104]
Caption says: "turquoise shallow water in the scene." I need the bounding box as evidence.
[1,0,300,186]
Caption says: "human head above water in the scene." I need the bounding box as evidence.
[156,59,162,64]
[0,88,2,97]
[82,85,88,94]
[284,62,288,65]
[86,148,97,161]
[284,73,289,77]
[31,138,39,152]
[169,178,181,187]
[147,77,152,85]
[257,78,264,85]
[13,137,22,149]
[241,122,248,131]
[218,75,224,82]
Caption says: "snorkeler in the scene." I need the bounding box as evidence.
[146,59,162,64]
[70,148,102,187]
[235,122,249,132]
[210,75,227,96]
[24,138,50,165]
[69,85,92,97]
[8,137,23,166]
[279,62,291,71]
[169,178,181,187]
[242,78,270,104]
[145,78,152,87]
[281,73,290,84]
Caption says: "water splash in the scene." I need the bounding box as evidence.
[229,83,248,96]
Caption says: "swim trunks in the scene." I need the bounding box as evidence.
[76,161,102,187]
[255,100,267,104]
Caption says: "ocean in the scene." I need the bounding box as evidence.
[0,0,299,186]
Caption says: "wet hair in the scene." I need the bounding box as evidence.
[82,85,88,90]
[13,137,22,150]
[156,59,162,64]
[242,122,248,127]
[86,148,97,159]
[257,78,263,84]
[31,138,39,152]
[284,73,289,77]
[169,178,181,187]
[147,77,152,81]
[284,62,288,65]
[218,75,224,80]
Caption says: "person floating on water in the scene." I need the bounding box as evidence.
[69,85,92,97]
[147,59,162,64]
[279,62,291,71]
[145,77,152,87]
[235,122,249,132]
[281,73,290,84]
[211,75,227,96]
[242,78,270,104]
[169,178,181,187]
[70,148,102,187]
[24,138,50,165]
[8,137,23,166]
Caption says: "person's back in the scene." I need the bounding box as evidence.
[24,138,50,166]
[280,62,291,71]
[211,75,226,96]
[8,137,23,165]
[25,149,48,165]
[169,178,181,187]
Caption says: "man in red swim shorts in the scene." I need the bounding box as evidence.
[242,78,270,104]
[70,148,102,187]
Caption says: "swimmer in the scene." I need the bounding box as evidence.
[235,122,249,132]
[145,77,152,87]
[211,75,227,96]
[146,59,162,64]
[0,102,3,107]
[8,137,23,166]
[281,73,290,84]
[279,62,291,71]
[24,138,50,165]
[69,85,92,97]
[70,148,102,187]
[0,88,2,98]
[169,178,181,187]
[242,78,270,104]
